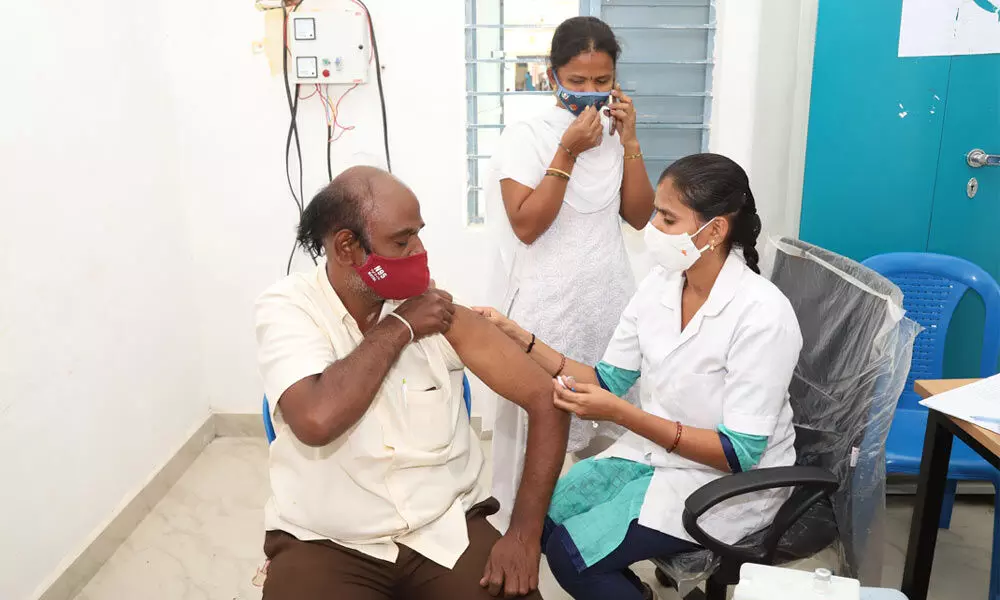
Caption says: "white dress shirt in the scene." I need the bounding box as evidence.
[254,264,488,568]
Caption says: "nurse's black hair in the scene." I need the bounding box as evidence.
[549,16,621,71]
[658,154,763,274]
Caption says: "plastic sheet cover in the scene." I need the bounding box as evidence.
[656,238,921,594]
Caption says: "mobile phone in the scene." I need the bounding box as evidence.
[608,92,616,136]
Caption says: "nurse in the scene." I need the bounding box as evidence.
[486,15,655,531]
[476,154,802,600]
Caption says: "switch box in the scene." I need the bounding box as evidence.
[287,8,370,85]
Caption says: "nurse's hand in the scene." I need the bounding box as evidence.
[471,306,532,349]
[553,380,629,423]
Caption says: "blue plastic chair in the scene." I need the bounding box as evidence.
[263,373,474,445]
[864,252,1000,600]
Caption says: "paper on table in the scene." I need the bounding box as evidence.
[920,375,1000,434]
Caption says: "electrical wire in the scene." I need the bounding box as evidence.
[327,124,334,182]
[316,84,359,181]
[282,0,314,273]
[350,0,392,173]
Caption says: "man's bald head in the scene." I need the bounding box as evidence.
[296,166,406,257]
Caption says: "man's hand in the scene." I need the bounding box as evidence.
[394,288,455,339]
[480,531,541,597]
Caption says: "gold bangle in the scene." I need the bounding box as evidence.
[624,152,644,161]
[545,168,571,181]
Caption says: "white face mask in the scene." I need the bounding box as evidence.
[644,219,715,272]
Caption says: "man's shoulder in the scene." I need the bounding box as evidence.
[257,269,324,306]
[254,268,332,326]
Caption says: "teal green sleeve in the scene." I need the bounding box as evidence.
[595,361,640,398]
[718,425,769,472]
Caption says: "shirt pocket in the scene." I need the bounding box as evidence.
[403,387,456,453]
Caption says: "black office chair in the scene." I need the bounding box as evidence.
[653,238,921,599]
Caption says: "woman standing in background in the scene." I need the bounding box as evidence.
[485,16,655,530]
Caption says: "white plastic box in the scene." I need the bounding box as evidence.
[733,564,861,600]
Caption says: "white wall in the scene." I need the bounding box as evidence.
[163,0,481,416]
[0,3,209,599]
[711,0,819,274]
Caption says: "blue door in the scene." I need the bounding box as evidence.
[800,0,1000,376]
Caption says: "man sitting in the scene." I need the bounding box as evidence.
[254,166,569,599]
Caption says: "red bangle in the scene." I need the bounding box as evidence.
[668,422,683,453]
[554,354,567,377]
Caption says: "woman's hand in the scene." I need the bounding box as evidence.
[607,84,638,149]
[471,306,532,350]
[560,105,604,157]
[553,380,630,423]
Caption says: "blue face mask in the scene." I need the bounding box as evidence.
[552,73,612,117]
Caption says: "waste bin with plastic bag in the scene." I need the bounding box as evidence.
[652,238,922,599]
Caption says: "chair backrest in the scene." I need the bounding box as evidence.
[769,238,919,581]
[862,252,1000,411]
[262,374,474,445]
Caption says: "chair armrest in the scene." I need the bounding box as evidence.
[682,466,838,563]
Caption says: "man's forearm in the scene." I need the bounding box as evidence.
[283,316,410,446]
[508,403,569,537]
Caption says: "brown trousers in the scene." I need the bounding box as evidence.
[262,499,544,600]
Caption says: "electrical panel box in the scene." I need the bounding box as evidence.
[287,8,370,85]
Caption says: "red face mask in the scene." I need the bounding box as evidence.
[354,251,430,300]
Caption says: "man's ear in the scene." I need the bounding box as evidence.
[327,230,365,267]
[547,67,557,89]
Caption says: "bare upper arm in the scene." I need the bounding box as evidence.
[445,305,554,414]
[500,179,540,245]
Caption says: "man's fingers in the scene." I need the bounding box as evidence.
[432,288,454,303]
[502,566,525,598]
[488,570,505,597]
[480,561,492,588]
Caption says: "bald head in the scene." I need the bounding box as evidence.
[296,166,424,266]
[297,166,404,257]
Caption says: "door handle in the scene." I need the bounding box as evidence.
[968,149,1000,168]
